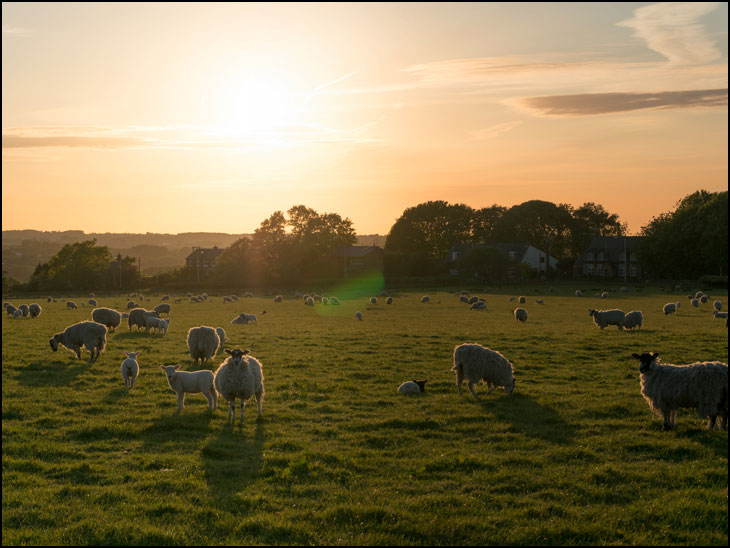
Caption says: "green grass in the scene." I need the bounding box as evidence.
[2,286,728,545]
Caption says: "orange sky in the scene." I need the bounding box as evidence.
[2,2,727,235]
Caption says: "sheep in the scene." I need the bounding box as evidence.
[623,310,643,330]
[121,351,141,389]
[700,295,708,304]
[663,302,680,315]
[88,299,97,307]
[398,380,427,395]
[713,301,722,311]
[29,303,42,318]
[536,299,544,305]
[370,297,377,304]
[186,326,220,365]
[513,308,528,322]
[575,290,583,297]
[452,343,515,397]
[601,292,608,299]
[231,313,257,325]
[713,311,729,320]
[274,295,283,302]
[691,298,699,308]
[695,291,704,299]
[631,352,728,431]
[355,311,363,321]
[213,348,264,425]
[386,297,394,305]
[322,297,329,305]
[421,295,430,303]
[243,292,254,298]
[329,296,340,305]
[518,296,526,304]
[161,295,170,301]
[304,296,314,306]
[459,295,469,304]
[5,304,17,316]
[159,365,217,412]
[18,304,29,317]
[216,327,227,345]
[66,301,78,310]
[13,309,22,319]
[144,315,169,334]
[153,303,171,316]
[47,296,52,303]
[49,321,107,364]
[470,301,487,311]
[128,308,159,332]
[589,309,626,330]
[91,307,122,331]
[230,295,239,301]
[467,296,478,305]
[126,300,137,309]
[223,296,233,303]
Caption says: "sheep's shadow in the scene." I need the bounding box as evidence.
[139,411,215,453]
[15,359,88,387]
[677,424,729,459]
[201,419,265,504]
[477,392,576,444]
[102,387,129,404]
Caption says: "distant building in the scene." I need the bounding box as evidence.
[448,242,558,279]
[185,247,224,277]
[573,236,644,280]
[330,245,384,277]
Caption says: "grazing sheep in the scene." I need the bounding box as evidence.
[631,352,728,431]
[13,309,22,319]
[386,297,394,305]
[66,301,78,310]
[304,297,314,306]
[354,311,363,321]
[91,307,122,331]
[5,304,17,316]
[153,303,171,316]
[49,321,107,364]
[467,296,479,305]
[222,296,233,303]
[329,296,340,305]
[159,365,217,412]
[186,326,220,366]
[589,309,626,330]
[623,310,643,330]
[126,300,137,309]
[161,295,170,301]
[662,302,680,315]
[231,312,258,325]
[513,308,528,322]
[88,299,97,307]
[398,380,427,395]
[128,308,159,332]
[144,316,169,334]
[18,304,29,317]
[713,311,728,320]
[28,303,42,318]
[459,295,469,304]
[452,343,515,397]
[713,301,722,311]
[274,295,283,302]
[216,327,227,345]
[691,298,699,308]
[421,295,430,303]
[370,297,377,305]
[121,351,141,389]
[518,296,526,304]
[700,295,708,304]
[575,290,583,297]
[214,348,264,425]
[601,292,608,299]
[470,301,487,311]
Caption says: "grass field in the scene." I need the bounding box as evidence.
[2,284,728,545]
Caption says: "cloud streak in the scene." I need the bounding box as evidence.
[515,88,727,116]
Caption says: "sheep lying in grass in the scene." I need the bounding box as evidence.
[452,343,515,397]
[421,295,430,303]
[631,352,728,431]
[160,365,217,412]
[186,326,220,366]
[66,301,78,310]
[398,380,427,395]
[121,351,141,389]
[214,348,264,425]
[513,308,527,322]
[231,312,258,325]
[623,310,643,330]
[589,309,626,330]
[91,307,122,331]
[28,303,42,318]
[49,321,107,364]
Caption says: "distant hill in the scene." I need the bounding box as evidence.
[2,230,385,282]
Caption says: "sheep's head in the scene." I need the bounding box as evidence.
[588,309,597,317]
[504,377,516,394]
[125,351,141,360]
[49,334,61,352]
[632,352,658,373]
[225,348,250,367]
[413,380,428,393]
[160,364,181,380]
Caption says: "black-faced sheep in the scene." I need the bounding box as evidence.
[49,321,107,364]
[452,343,515,397]
[398,380,427,395]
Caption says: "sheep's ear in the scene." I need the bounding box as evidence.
[242,349,250,355]
[225,349,232,355]
[651,352,658,360]
[159,365,166,371]
[174,364,181,370]
[125,352,130,357]
[631,353,640,360]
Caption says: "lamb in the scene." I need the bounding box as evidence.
[588,309,626,330]
[159,365,217,412]
[29,303,42,318]
[231,312,257,325]
[713,301,722,311]
[274,295,283,302]
[144,316,169,334]
[470,301,487,311]
[91,307,122,331]
[631,352,728,431]
[355,311,363,321]
[213,348,264,425]
[452,343,516,397]
[121,351,141,389]
[513,308,528,322]
[662,302,680,315]
[398,380,427,395]
[186,326,220,365]
[421,295,430,303]
[623,310,643,330]
[66,301,78,309]
[128,308,159,332]
[518,296,526,304]
[153,303,171,316]
[49,321,107,364]
[13,309,22,319]
[18,304,29,317]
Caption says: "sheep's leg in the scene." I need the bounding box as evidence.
[468,381,477,397]
[229,401,236,423]
[240,401,245,425]
[177,391,185,412]
[708,415,717,431]
[486,383,497,395]
[209,386,218,410]
[256,388,263,417]
[455,367,464,395]
[662,410,672,430]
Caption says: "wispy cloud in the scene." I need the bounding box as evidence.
[2,25,32,37]
[617,2,723,65]
[514,88,727,116]
[472,121,523,140]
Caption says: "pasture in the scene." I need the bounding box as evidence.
[2,286,728,545]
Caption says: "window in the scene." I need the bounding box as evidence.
[619,252,625,261]
[585,264,594,275]
[586,252,594,261]
[597,264,604,276]
[509,251,517,260]
[630,265,639,277]
[507,266,516,279]
[618,264,626,277]
[597,252,605,261]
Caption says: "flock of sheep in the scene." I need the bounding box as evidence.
[3,286,728,431]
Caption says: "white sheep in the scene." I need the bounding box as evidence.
[145,316,169,334]
[713,301,722,311]
[513,308,527,322]
[49,321,107,364]
[121,351,141,389]
[691,298,699,308]
[186,326,220,365]
[66,301,78,310]
[274,295,283,302]
[231,312,257,325]
[88,299,97,307]
[329,296,340,305]
[623,310,643,330]
[243,292,254,298]
[223,296,233,303]
[370,297,377,304]
[470,301,487,311]
[421,295,430,303]
[518,296,526,304]
[153,303,171,316]
[13,309,22,319]
[128,308,159,332]
[29,303,42,318]
[213,348,264,425]
[91,307,122,331]
[17,304,29,317]
[216,327,227,345]
[398,380,427,395]
[695,291,704,299]
[700,295,708,304]
[631,352,728,430]
[575,290,583,297]
[159,365,217,412]
[354,311,363,321]
[589,309,626,330]
[304,297,314,306]
[5,304,17,316]
[126,300,137,309]
[662,302,680,315]
[601,292,608,299]
[452,343,515,396]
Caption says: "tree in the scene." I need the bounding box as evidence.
[492,200,574,259]
[456,246,510,283]
[570,202,624,257]
[470,205,506,243]
[44,240,113,290]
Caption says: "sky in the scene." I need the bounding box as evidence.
[2,2,727,235]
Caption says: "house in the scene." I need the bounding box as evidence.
[448,242,558,280]
[330,245,384,278]
[573,236,644,280]
[185,247,224,277]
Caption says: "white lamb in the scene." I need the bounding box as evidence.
[121,351,141,389]
[145,316,169,334]
[159,365,217,412]
[623,310,643,330]
[213,348,264,425]
[49,321,107,364]
[186,326,220,365]
[513,308,527,322]
[589,309,626,330]
[398,380,427,395]
[231,312,257,325]
[452,343,515,396]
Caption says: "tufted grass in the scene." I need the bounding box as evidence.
[2,285,728,545]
